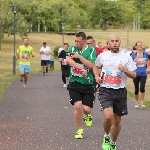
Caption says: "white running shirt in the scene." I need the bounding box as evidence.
[95,50,136,89]
[40,46,51,60]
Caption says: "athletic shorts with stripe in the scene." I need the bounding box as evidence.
[67,82,95,108]
[98,87,128,116]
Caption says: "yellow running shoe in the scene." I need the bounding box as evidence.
[84,114,93,127]
[75,129,83,139]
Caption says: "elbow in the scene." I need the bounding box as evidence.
[132,72,136,79]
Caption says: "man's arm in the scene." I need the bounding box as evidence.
[70,51,95,69]
[93,65,102,84]
[118,64,136,79]
[66,56,87,76]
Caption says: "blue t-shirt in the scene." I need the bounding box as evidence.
[131,52,148,77]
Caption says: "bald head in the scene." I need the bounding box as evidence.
[108,33,121,53]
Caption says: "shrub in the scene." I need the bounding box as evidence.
[53,46,61,58]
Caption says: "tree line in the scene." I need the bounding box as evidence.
[0,0,149,40]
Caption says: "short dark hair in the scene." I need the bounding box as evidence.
[87,36,93,40]
[76,32,86,40]
[43,42,46,45]
[63,43,69,46]
[23,37,29,40]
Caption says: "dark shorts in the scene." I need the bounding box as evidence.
[98,87,128,116]
[67,82,95,108]
[41,60,49,66]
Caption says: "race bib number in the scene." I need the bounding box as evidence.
[22,54,28,61]
[103,71,122,88]
[72,67,83,77]
[136,58,147,67]
[62,59,67,65]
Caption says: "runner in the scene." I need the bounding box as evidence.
[58,43,70,87]
[16,38,35,87]
[131,41,149,108]
[66,32,96,139]
[40,42,51,76]
[93,33,136,150]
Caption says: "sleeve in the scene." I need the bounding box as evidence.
[58,51,62,58]
[17,47,20,54]
[87,47,96,63]
[126,56,137,71]
[95,54,102,68]
[130,52,135,60]
[49,47,52,53]
[31,47,35,55]
[40,47,42,52]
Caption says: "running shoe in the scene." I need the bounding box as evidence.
[141,102,145,108]
[102,136,110,150]
[20,77,23,82]
[108,143,116,150]
[83,114,92,127]
[23,84,26,88]
[135,103,139,108]
[63,84,67,87]
[75,129,83,139]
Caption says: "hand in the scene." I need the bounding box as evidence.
[70,52,80,59]
[146,68,150,74]
[95,76,103,84]
[134,58,137,65]
[80,68,87,76]
[118,64,126,72]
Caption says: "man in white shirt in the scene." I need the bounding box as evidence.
[40,42,51,76]
[93,33,136,150]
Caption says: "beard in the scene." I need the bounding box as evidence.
[110,47,120,53]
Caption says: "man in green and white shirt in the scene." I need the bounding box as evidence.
[66,32,96,139]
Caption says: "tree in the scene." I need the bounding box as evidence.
[90,0,122,30]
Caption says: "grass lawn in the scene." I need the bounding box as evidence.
[0,29,150,107]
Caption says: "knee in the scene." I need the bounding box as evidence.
[83,106,91,114]
[74,103,83,113]
[104,113,113,122]
[140,87,145,93]
[113,117,121,127]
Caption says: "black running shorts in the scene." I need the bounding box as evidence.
[98,87,128,116]
[67,82,95,108]
[41,60,49,66]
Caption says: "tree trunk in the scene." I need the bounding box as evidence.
[45,25,47,32]
[38,24,40,32]
[0,39,1,51]
[30,23,32,32]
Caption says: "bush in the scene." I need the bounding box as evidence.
[53,46,61,58]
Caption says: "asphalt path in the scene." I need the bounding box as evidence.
[0,71,150,150]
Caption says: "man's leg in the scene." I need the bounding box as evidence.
[108,114,121,150]
[62,66,66,86]
[111,114,121,142]
[102,107,113,150]
[23,72,28,87]
[19,65,25,82]
[74,101,84,139]
[74,101,83,129]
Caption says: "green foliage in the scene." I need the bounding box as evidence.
[53,46,61,58]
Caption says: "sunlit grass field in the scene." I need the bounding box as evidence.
[0,29,150,105]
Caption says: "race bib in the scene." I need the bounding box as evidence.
[71,64,84,77]
[136,58,147,67]
[103,71,122,88]
[62,59,67,65]
[22,54,28,61]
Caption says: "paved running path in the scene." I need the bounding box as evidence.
[0,71,150,150]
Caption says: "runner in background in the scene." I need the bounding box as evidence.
[16,38,35,87]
